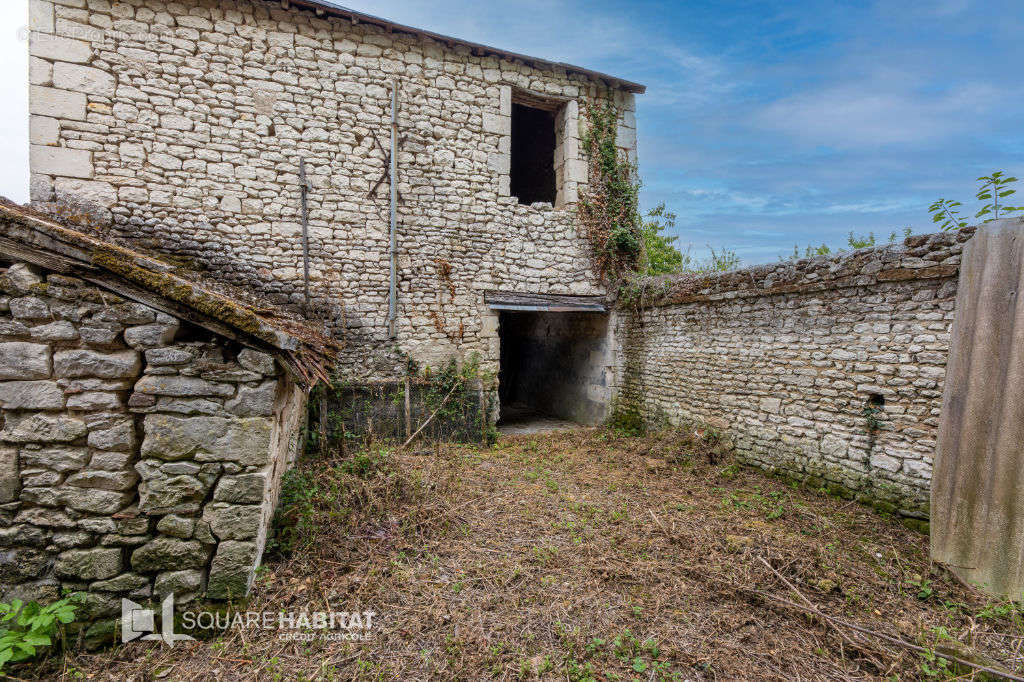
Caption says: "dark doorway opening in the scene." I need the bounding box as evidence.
[498,311,610,429]
[510,102,557,205]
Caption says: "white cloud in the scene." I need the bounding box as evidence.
[755,78,1000,148]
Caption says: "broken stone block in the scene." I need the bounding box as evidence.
[139,414,271,466]
[145,347,194,366]
[55,547,122,580]
[131,537,209,572]
[53,349,141,379]
[0,342,51,380]
[0,413,87,443]
[0,381,64,410]
[205,541,257,599]
[203,503,262,541]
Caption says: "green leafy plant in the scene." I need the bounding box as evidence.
[640,203,683,275]
[930,170,1023,231]
[0,596,79,671]
[579,102,643,280]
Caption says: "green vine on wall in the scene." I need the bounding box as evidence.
[578,101,643,281]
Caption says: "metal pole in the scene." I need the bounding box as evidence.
[387,81,399,338]
[299,158,310,318]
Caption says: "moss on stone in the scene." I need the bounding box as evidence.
[90,247,275,345]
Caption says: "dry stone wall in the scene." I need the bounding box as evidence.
[27,0,639,383]
[0,259,303,613]
[615,230,974,521]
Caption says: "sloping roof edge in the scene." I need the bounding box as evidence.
[285,0,646,94]
[0,200,338,388]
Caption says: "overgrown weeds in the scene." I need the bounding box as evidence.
[39,429,1024,681]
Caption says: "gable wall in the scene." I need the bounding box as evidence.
[27,0,638,383]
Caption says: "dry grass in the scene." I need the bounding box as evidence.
[35,429,1024,680]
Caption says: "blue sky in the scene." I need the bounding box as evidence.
[2,0,1021,263]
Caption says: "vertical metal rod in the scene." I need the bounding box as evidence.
[299,158,311,318]
[404,376,412,441]
[387,81,399,338]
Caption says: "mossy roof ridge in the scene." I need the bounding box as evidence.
[0,198,339,386]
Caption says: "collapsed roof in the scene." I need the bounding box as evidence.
[0,199,338,388]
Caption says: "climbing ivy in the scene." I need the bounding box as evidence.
[578,101,643,281]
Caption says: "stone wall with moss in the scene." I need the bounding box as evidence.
[614,229,974,522]
[0,259,304,616]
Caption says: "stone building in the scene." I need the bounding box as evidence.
[0,200,333,612]
[26,0,645,428]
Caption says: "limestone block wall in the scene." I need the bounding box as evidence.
[26,0,639,384]
[615,229,973,519]
[0,260,303,611]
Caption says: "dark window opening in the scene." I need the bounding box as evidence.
[868,393,886,407]
[510,102,556,205]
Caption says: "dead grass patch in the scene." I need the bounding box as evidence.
[32,430,1024,680]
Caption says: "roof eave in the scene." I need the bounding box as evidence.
[286,0,647,94]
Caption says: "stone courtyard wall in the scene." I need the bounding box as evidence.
[615,229,974,521]
[27,0,639,385]
[0,259,303,616]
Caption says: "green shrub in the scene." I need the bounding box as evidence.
[0,596,79,671]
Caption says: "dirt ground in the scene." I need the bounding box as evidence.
[32,428,1024,680]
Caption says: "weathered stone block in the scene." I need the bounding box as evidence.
[62,488,133,514]
[213,473,266,504]
[21,445,88,471]
[29,0,55,33]
[225,381,276,417]
[205,541,258,599]
[5,263,43,290]
[0,342,51,380]
[52,62,116,96]
[154,569,204,599]
[0,446,19,504]
[66,391,124,411]
[124,321,179,350]
[131,537,209,572]
[29,34,91,63]
[133,375,233,397]
[65,469,138,491]
[137,474,206,515]
[203,503,262,540]
[28,86,86,121]
[53,178,117,208]
[30,320,78,342]
[14,507,77,527]
[54,349,141,379]
[9,296,50,319]
[55,548,122,580]
[140,414,271,466]
[155,514,195,538]
[0,381,64,409]
[30,145,93,178]
[90,572,150,593]
[0,413,87,443]
[87,419,135,452]
[29,115,59,146]
[237,349,275,375]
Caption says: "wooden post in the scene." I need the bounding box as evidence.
[404,376,412,441]
[318,391,327,456]
[299,158,311,318]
